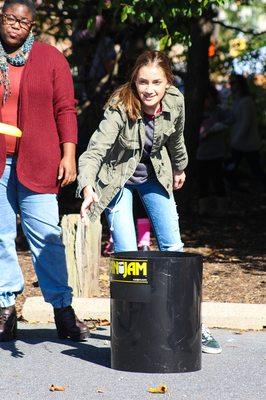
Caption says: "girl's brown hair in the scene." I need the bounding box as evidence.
[106,50,174,120]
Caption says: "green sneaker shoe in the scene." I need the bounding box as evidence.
[202,325,222,354]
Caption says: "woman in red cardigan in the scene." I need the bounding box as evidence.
[0,0,89,341]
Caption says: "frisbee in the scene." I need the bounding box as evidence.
[0,122,22,137]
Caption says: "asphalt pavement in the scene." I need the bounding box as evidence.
[0,323,265,400]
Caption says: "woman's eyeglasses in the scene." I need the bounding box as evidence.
[2,13,34,31]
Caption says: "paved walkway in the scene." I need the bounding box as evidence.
[0,324,265,400]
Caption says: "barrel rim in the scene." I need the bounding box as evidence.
[111,251,203,260]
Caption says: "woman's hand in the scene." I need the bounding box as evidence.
[58,143,77,187]
[80,185,99,223]
[173,170,186,190]
[58,156,76,187]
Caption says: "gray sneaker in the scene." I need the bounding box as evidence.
[202,325,222,354]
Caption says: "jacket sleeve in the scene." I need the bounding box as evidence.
[166,98,188,171]
[52,51,78,144]
[77,107,124,197]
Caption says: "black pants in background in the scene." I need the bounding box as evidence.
[197,158,226,199]
[229,148,266,190]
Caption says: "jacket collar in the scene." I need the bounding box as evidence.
[162,85,183,112]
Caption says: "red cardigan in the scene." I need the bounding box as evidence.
[0,41,78,194]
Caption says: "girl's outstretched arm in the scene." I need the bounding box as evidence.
[80,185,99,223]
[77,107,124,197]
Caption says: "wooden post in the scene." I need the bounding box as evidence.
[61,214,102,297]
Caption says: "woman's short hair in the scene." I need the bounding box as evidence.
[2,0,36,19]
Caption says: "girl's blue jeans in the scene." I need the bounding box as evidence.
[0,157,72,308]
[105,179,184,253]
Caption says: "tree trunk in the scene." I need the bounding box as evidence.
[179,14,213,213]
[61,214,102,297]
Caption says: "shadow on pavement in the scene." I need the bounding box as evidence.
[61,344,110,367]
[0,328,111,368]
[0,341,25,358]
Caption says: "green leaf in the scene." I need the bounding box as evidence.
[121,5,135,23]
[160,18,167,30]
[159,34,170,50]
[186,8,192,18]
[138,11,153,23]
[87,17,95,32]
[170,8,179,18]
[148,14,154,23]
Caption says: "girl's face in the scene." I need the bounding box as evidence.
[135,64,169,114]
[0,4,33,49]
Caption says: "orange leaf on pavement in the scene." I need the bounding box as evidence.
[49,385,65,392]
[148,385,168,394]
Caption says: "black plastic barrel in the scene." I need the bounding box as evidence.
[110,251,202,373]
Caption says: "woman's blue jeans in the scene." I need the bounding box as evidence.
[0,157,72,308]
[105,179,184,252]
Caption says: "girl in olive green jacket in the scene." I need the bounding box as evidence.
[78,50,222,354]
[78,50,187,252]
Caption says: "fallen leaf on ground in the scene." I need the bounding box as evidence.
[49,385,65,392]
[148,385,167,394]
[100,319,110,326]
[83,319,98,330]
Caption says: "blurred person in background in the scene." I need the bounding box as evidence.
[227,74,266,192]
[196,85,228,216]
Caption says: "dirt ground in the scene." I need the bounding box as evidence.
[15,190,265,317]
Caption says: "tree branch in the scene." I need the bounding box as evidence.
[213,19,266,36]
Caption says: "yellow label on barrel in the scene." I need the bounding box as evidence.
[110,258,148,284]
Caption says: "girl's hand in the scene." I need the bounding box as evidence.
[80,186,99,223]
[173,170,186,190]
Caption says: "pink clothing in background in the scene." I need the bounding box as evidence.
[137,218,151,247]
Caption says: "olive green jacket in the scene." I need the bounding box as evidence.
[77,85,188,222]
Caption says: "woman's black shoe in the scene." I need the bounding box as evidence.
[54,305,90,341]
[0,306,17,342]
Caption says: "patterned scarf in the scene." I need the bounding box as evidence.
[0,32,35,104]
